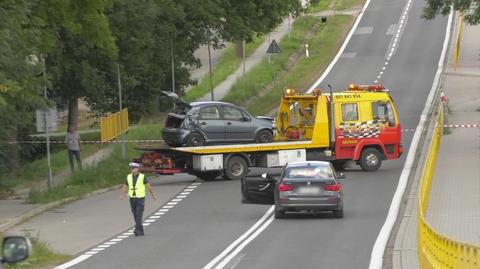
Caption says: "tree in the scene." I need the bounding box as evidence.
[423,0,480,24]
[0,0,45,171]
[35,0,118,129]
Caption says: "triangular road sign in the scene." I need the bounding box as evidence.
[266,39,281,54]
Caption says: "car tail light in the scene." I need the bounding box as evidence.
[324,183,342,192]
[278,183,294,192]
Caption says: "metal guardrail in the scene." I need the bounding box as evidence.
[100,108,129,143]
[418,107,479,268]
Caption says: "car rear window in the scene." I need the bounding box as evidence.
[284,166,333,180]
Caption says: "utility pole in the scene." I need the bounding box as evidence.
[41,54,54,191]
[116,64,126,159]
[207,32,214,101]
[242,39,246,74]
[171,39,175,94]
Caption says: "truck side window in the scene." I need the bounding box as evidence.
[199,106,220,120]
[341,103,358,122]
[372,102,396,126]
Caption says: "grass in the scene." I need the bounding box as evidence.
[0,233,71,269]
[335,0,364,10]
[308,0,333,13]
[222,15,354,116]
[27,123,163,203]
[184,36,264,102]
[0,131,102,196]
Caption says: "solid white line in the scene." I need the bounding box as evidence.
[53,254,92,269]
[84,252,98,255]
[368,10,453,269]
[214,215,275,269]
[307,0,375,93]
[202,206,274,269]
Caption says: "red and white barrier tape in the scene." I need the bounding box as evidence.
[2,124,478,144]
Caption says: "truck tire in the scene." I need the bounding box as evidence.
[224,156,248,180]
[359,148,382,171]
[185,133,205,147]
[194,171,220,181]
[255,129,273,143]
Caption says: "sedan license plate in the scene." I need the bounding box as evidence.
[297,186,321,195]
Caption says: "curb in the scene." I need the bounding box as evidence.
[0,184,122,233]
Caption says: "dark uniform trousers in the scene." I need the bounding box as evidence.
[129,197,145,234]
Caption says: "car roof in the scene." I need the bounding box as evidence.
[286,161,331,168]
[190,101,239,107]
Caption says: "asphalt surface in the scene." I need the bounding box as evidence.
[66,0,448,267]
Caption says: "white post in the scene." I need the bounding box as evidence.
[305,43,310,58]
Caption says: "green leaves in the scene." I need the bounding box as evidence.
[423,0,480,24]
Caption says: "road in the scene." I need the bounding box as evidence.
[64,0,448,268]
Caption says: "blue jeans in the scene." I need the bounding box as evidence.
[68,150,82,172]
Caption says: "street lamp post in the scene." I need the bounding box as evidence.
[41,54,54,190]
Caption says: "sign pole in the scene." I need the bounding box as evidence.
[116,64,126,159]
[42,54,53,190]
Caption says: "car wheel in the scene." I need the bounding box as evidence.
[359,148,382,171]
[224,156,248,180]
[274,208,285,219]
[194,171,220,181]
[333,209,344,218]
[255,130,273,143]
[185,133,205,147]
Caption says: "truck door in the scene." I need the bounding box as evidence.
[222,105,256,141]
[198,105,225,141]
[372,101,400,155]
[241,174,275,205]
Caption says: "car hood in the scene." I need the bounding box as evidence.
[160,91,192,111]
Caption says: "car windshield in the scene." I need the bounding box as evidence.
[283,165,333,180]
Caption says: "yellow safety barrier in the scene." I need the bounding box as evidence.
[453,14,464,67]
[100,108,129,143]
[418,107,479,268]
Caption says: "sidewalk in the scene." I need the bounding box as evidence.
[426,22,480,245]
[392,18,480,269]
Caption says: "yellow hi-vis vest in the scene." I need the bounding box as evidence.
[127,173,146,198]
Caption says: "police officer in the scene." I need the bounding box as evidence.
[120,162,157,236]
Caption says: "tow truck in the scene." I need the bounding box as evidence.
[134,84,403,180]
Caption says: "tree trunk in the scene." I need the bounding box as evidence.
[67,97,79,130]
[5,127,19,170]
[235,39,244,58]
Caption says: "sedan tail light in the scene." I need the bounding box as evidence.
[324,183,342,192]
[278,183,295,192]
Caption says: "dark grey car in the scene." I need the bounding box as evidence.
[241,161,345,218]
[161,91,275,147]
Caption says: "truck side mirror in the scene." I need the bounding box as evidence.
[2,236,31,264]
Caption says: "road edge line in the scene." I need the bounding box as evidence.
[367,10,453,269]
[306,0,374,93]
[202,206,274,269]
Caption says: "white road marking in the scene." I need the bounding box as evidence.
[368,10,453,269]
[354,26,373,35]
[176,195,187,198]
[203,206,275,269]
[307,0,375,92]
[214,215,275,269]
[53,182,202,268]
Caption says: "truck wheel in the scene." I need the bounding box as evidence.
[194,171,220,181]
[224,156,248,180]
[359,148,382,171]
[186,133,205,147]
[255,130,273,143]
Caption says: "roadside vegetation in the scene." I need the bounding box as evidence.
[184,36,265,102]
[0,233,70,269]
[223,15,354,116]
[0,132,102,198]
[27,124,163,203]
